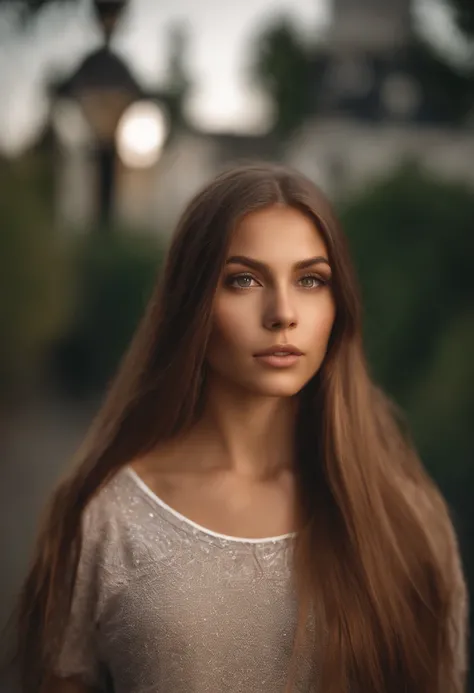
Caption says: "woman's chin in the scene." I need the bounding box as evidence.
[248,373,307,398]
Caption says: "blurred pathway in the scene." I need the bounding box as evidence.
[0,396,96,637]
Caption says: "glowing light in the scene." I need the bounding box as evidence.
[116,101,168,168]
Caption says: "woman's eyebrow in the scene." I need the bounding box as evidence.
[225,255,331,272]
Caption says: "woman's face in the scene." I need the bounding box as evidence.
[206,204,336,398]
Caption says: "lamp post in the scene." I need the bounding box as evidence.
[51,0,136,229]
[88,1,127,226]
[50,0,169,231]
[92,0,126,46]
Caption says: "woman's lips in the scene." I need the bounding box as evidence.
[253,345,303,368]
[254,353,302,368]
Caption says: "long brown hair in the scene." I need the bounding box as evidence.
[11,162,462,692]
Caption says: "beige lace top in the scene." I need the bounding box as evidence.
[55,466,468,693]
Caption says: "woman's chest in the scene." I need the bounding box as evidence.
[133,465,298,540]
[97,540,305,692]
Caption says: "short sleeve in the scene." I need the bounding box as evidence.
[54,503,103,689]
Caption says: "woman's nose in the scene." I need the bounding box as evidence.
[262,288,298,331]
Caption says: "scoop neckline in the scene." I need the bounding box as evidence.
[125,466,297,545]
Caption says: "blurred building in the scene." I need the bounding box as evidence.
[155,0,474,222]
[329,0,411,50]
[285,0,474,195]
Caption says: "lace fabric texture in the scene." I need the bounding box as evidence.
[55,467,468,693]
[55,467,315,692]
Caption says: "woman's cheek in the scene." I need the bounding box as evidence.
[214,295,256,340]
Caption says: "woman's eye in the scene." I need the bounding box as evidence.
[299,275,324,289]
[228,274,258,289]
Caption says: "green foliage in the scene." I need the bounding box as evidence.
[52,230,165,396]
[409,34,474,123]
[0,154,71,401]
[250,16,313,138]
[449,0,474,41]
[339,163,474,488]
[341,168,474,675]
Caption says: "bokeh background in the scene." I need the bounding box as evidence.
[0,0,473,688]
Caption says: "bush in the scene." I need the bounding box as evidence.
[0,154,71,404]
[51,230,165,396]
[339,162,474,486]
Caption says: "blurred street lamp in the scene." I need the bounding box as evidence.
[116,101,168,169]
[50,0,168,229]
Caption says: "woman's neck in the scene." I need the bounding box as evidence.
[190,376,299,481]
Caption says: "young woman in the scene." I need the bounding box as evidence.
[13,163,468,693]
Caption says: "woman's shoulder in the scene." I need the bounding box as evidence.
[78,464,177,571]
[78,466,141,563]
[82,467,131,526]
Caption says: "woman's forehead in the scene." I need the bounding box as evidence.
[228,205,328,261]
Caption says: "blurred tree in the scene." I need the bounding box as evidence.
[0,0,77,26]
[448,0,474,41]
[0,152,71,407]
[408,32,474,123]
[251,13,473,137]
[250,16,313,138]
[340,165,474,689]
[51,230,164,396]
[339,162,474,489]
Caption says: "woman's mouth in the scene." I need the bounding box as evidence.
[253,345,303,368]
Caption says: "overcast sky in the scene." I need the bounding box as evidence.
[0,0,461,156]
